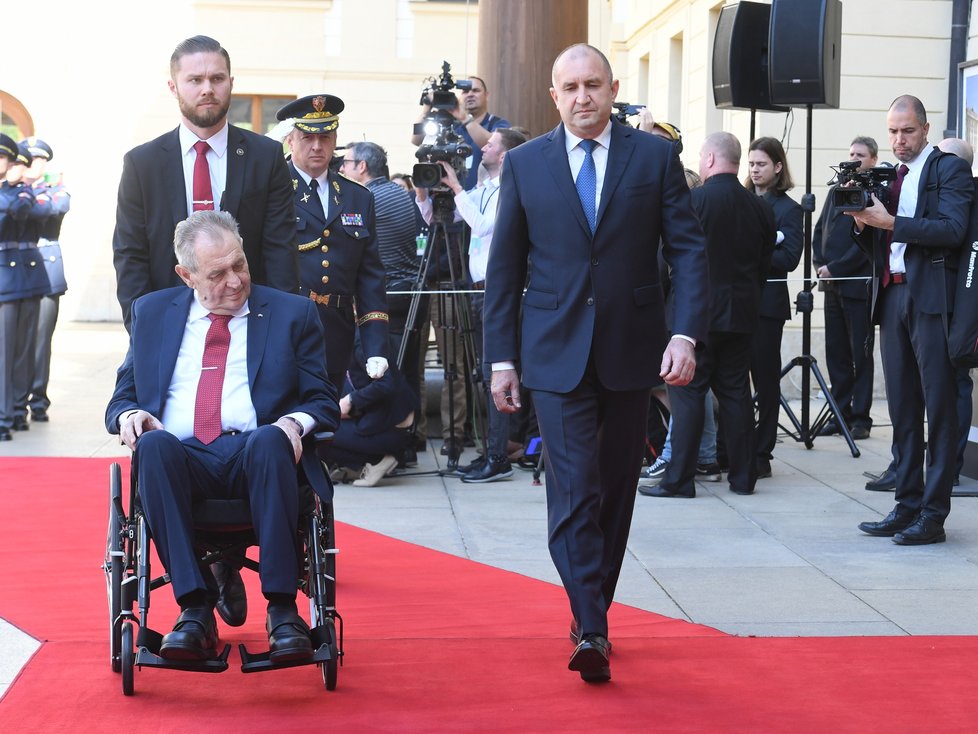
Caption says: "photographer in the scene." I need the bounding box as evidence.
[812,136,879,440]
[852,95,972,545]
[417,128,529,482]
[411,74,510,191]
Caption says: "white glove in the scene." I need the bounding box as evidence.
[775,230,785,245]
[366,356,389,379]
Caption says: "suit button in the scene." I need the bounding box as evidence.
[591,258,598,266]
[322,276,329,284]
[321,245,328,253]
[586,297,594,306]
[354,231,360,238]
[323,229,330,237]
[322,260,329,268]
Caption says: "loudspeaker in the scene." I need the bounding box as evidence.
[768,0,842,108]
[712,1,787,113]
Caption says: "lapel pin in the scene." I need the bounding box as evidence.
[236,148,244,156]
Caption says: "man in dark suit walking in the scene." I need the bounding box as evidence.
[113,35,298,331]
[106,210,338,662]
[641,132,775,499]
[484,44,708,682]
[852,94,973,545]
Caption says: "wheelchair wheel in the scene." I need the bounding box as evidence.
[106,463,124,673]
[121,621,135,696]
[322,624,338,691]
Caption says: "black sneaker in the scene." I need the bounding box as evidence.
[461,456,513,483]
[695,462,723,481]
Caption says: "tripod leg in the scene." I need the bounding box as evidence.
[809,359,860,457]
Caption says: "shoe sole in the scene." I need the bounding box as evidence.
[893,533,946,545]
[270,646,315,664]
[858,526,907,537]
[568,647,611,682]
[461,470,514,484]
[160,643,218,661]
[864,484,896,492]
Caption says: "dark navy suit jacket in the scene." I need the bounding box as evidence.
[484,120,708,393]
[105,284,339,500]
[113,125,299,329]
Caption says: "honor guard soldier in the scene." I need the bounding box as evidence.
[20,137,70,423]
[0,137,52,439]
[277,94,390,389]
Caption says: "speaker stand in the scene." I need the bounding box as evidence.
[776,104,860,458]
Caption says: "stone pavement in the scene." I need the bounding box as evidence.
[3,321,978,697]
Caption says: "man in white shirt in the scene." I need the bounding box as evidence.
[417,128,528,481]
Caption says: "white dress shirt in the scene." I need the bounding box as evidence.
[162,295,257,440]
[179,123,229,216]
[293,164,331,220]
[889,147,927,274]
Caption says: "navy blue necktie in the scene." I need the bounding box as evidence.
[576,139,598,233]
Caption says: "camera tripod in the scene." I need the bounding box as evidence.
[396,198,485,473]
[775,105,859,458]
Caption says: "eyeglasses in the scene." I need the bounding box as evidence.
[340,159,361,167]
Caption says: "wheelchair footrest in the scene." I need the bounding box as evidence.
[134,644,232,673]
[239,640,333,673]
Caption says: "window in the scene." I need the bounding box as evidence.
[228,95,294,134]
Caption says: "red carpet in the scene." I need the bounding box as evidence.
[2,457,978,733]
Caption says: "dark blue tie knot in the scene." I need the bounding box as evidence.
[580,139,598,154]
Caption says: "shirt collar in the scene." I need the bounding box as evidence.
[903,144,931,174]
[292,163,329,192]
[179,122,229,158]
[189,291,251,322]
[564,119,613,154]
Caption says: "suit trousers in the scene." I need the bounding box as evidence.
[30,294,60,413]
[750,315,786,462]
[823,288,874,429]
[531,359,649,638]
[430,286,469,440]
[879,283,956,523]
[662,332,756,494]
[0,297,40,426]
[134,426,301,603]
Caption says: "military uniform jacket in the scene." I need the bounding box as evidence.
[290,162,389,359]
[34,181,70,296]
[0,182,52,303]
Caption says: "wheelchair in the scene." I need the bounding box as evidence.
[102,436,342,696]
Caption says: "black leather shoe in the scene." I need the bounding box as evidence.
[267,606,314,663]
[0,428,11,442]
[858,508,917,537]
[817,420,841,436]
[568,634,611,682]
[440,438,461,457]
[30,409,49,422]
[638,483,694,498]
[893,516,946,545]
[756,460,772,479]
[850,425,871,440]
[865,469,896,492]
[569,619,612,655]
[212,561,247,627]
[12,416,28,431]
[461,456,513,483]
[160,606,219,661]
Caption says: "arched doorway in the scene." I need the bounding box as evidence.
[0,91,34,140]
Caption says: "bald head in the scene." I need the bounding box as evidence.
[938,137,974,167]
[551,43,613,86]
[698,132,741,180]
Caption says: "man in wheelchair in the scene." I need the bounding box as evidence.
[106,210,339,663]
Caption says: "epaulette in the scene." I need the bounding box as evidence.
[336,172,370,191]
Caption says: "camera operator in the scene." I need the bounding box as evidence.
[812,136,879,441]
[851,95,973,545]
[411,75,510,191]
[417,128,529,482]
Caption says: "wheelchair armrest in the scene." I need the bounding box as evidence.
[312,431,334,445]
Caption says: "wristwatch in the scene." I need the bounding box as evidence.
[284,416,304,436]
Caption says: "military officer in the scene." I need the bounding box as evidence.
[0,137,51,439]
[20,137,70,423]
[276,94,389,390]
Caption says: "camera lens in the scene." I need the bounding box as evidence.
[413,162,443,189]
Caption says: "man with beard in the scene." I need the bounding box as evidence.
[113,35,297,331]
